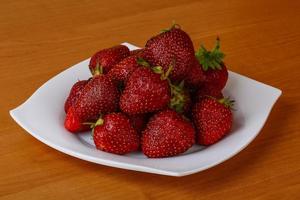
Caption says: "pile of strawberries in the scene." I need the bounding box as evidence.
[64,24,234,158]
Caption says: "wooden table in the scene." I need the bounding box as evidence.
[1,0,299,199]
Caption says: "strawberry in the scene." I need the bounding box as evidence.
[142,109,195,158]
[196,84,224,100]
[143,24,195,81]
[64,80,89,113]
[184,58,206,89]
[203,65,228,91]
[64,107,91,132]
[127,114,148,134]
[120,67,171,114]
[64,75,119,133]
[192,96,233,145]
[93,113,139,155]
[195,38,228,91]
[130,49,144,56]
[89,45,130,75]
[107,56,149,86]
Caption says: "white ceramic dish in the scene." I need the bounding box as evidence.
[10,42,281,177]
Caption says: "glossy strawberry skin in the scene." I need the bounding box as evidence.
[107,56,141,85]
[142,110,195,158]
[89,45,130,75]
[192,97,232,145]
[93,113,139,155]
[143,27,195,81]
[204,64,228,91]
[120,67,171,114]
[64,80,89,113]
[185,58,206,89]
[64,75,119,133]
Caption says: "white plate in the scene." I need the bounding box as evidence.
[10,42,281,177]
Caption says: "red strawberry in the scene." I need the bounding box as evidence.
[64,80,89,113]
[93,113,139,155]
[143,25,195,81]
[196,84,224,100]
[142,109,195,158]
[203,65,228,90]
[184,58,206,89]
[107,56,149,86]
[64,107,90,132]
[130,49,144,56]
[192,96,233,145]
[195,38,228,91]
[128,114,148,133]
[64,75,119,133]
[89,45,130,75]
[120,67,171,114]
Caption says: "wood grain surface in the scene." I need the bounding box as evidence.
[1,0,300,199]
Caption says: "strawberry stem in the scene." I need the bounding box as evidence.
[81,122,95,130]
[195,37,225,71]
[169,80,187,113]
[218,97,235,109]
[87,116,104,130]
[171,20,181,29]
[152,66,163,74]
[136,57,150,67]
[152,65,173,80]
[93,61,103,76]
[162,65,173,80]
[94,118,104,126]
[82,122,94,125]
[160,22,181,33]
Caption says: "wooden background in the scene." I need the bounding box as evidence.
[1,0,300,199]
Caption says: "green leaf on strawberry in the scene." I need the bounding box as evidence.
[195,37,225,71]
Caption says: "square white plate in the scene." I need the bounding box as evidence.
[10,42,281,177]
